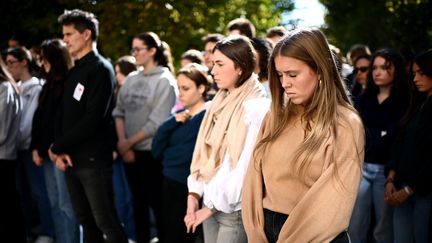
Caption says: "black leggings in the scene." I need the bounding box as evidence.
[124,150,163,243]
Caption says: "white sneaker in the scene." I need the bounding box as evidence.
[149,237,159,243]
[34,236,54,243]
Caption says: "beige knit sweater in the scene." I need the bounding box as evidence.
[242,105,365,243]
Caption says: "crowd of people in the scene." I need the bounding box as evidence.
[1,8,431,243]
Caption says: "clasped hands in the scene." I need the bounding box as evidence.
[47,145,73,171]
[184,194,213,233]
[117,138,135,163]
[384,182,411,206]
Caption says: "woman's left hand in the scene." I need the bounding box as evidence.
[190,207,213,233]
[32,149,44,166]
[387,189,410,206]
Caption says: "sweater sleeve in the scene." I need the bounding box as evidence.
[151,115,180,161]
[141,77,176,139]
[407,104,432,195]
[241,113,269,243]
[18,84,41,149]
[112,77,128,119]
[0,84,15,145]
[30,105,42,151]
[278,113,364,243]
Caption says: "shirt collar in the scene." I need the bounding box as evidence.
[74,50,98,67]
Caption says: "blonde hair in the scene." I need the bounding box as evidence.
[254,28,357,181]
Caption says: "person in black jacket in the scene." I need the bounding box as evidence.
[385,49,432,243]
[349,49,411,243]
[31,38,80,243]
[48,9,127,243]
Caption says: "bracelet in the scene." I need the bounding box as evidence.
[384,177,394,186]
[188,192,201,201]
[403,186,413,196]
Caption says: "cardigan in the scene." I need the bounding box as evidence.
[242,105,365,243]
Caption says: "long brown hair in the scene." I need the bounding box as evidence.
[39,39,73,104]
[254,28,358,181]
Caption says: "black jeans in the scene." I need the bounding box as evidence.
[264,208,288,243]
[64,158,127,243]
[263,208,350,243]
[124,150,163,243]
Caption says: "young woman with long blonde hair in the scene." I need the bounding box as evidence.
[242,28,365,243]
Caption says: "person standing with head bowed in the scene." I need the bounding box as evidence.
[242,28,365,243]
[385,49,432,243]
[184,35,269,243]
[112,31,177,243]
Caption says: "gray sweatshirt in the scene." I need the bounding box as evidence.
[113,66,176,151]
[17,77,42,150]
[0,81,21,160]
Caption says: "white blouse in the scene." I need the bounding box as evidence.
[187,97,270,213]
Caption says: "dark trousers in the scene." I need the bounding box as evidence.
[0,160,26,242]
[264,208,288,243]
[162,177,196,243]
[263,208,350,243]
[124,150,163,243]
[64,158,127,243]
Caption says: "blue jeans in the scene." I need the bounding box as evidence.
[348,163,393,243]
[16,150,54,238]
[112,157,136,241]
[64,158,127,243]
[203,210,247,243]
[393,192,432,243]
[44,159,80,243]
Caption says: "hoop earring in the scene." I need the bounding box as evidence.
[319,79,322,87]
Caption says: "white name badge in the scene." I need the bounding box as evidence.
[73,83,85,101]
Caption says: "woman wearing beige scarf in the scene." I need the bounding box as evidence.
[184,35,269,243]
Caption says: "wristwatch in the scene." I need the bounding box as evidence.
[207,202,218,214]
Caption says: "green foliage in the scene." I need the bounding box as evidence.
[1,0,291,66]
[319,0,432,56]
[90,0,289,63]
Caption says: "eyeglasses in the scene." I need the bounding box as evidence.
[353,66,368,74]
[6,59,19,66]
[130,47,148,55]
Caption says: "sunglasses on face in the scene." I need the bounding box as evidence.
[353,66,369,74]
